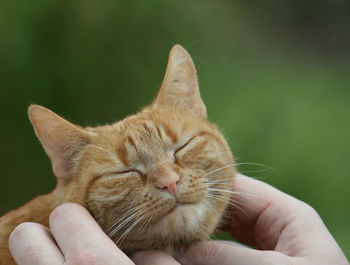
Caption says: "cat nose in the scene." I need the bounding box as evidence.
[155,173,179,196]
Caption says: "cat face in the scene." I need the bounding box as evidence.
[28,45,235,253]
[81,106,234,251]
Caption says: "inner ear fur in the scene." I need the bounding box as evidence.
[28,104,93,181]
[153,44,207,119]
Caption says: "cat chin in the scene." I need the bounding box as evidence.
[156,202,208,235]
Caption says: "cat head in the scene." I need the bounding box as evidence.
[28,45,235,252]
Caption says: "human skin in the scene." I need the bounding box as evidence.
[9,174,349,265]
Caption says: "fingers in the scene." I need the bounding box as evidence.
[9,222,64,265]
[49,203,134,265]
[131,250,180,265]
[177,240,290,265]
[227,174,344,256]
[226,174,313,247]
[9,204,134,265]
[229,173,298,224]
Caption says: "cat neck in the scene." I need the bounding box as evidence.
[0,190,59,245]
[0,190,62,264]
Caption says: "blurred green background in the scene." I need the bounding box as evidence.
[0,0,349,257]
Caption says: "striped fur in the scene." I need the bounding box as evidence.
[0,45,235,263]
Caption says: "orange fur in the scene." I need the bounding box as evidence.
[0,45,236,263]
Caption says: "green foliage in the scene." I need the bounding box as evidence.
[0,0,349,258]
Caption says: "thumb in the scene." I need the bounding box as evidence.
[177,241,292,265]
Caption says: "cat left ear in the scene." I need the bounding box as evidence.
[28,105,93,182]
[153,44,207,119]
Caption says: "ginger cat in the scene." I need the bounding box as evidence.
[0,45,236,264]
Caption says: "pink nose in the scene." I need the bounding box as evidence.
[155,174,179,196]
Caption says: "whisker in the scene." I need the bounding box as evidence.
[207,189,262,213]
[204,164,236,177]
[213,191,266,208]
[202,200,219,215]
[207,188,240,194]
[116,212,147,245]
[137,214,153,235]
[108,212,138,238]
[213,195,259,214]
[208,188,264,200]
[234,162,272,169]
[108,205,146,238]
[240,169,271,174]
[106,206,142,234]
[203,162,272,182]
[207,194,249,216]
[205,178,235,183]
[204,181,234,187]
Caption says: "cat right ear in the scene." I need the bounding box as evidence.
[153,45,207,119]
[28,105,94,182]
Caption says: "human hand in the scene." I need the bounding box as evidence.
[132,174,349,265]
[9,203,134,265]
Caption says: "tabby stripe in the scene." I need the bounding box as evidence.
[115,142,129,166]
[163,123,178,143]
[127,135,140,156]
[84,174,104,204]
[156,125,163,140]
[142,122,153,137]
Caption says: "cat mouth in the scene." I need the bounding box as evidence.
[165,202,197,216]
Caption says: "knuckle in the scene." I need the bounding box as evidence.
[297,200,320,217]
[303,202,318,215]
[198,241,226,260]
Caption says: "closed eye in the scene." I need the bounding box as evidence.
[175,136,195,155]
[104,169,143,178]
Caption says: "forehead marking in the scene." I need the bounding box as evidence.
[84,174,104,203]
[163,123,178,144]
[142,122,153,138]
[156,125,163,140]
[115,141,129,166]
[127,135,140,156]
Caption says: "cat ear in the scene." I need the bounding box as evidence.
[153,44,207,119]
[28,105,93,181]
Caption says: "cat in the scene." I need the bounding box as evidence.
[0,44,236,264]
